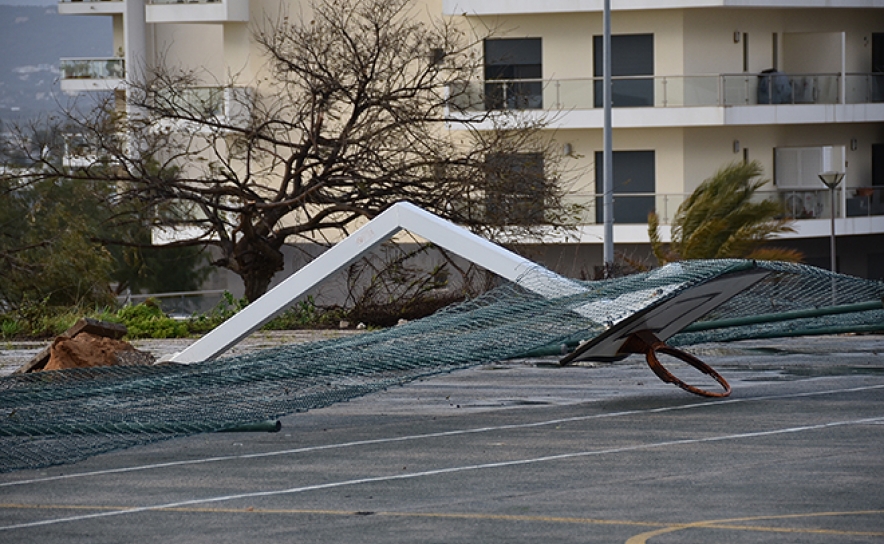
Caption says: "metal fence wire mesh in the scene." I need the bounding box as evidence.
[1,260,882,473]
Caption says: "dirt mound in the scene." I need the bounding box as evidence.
[43,332,155,371]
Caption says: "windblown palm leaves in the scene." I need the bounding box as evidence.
[649,161,803,264]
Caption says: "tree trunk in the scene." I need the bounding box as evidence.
[241,264,282,303]
[233,244,286,303]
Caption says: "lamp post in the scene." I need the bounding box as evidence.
[602,0,613,275]
[818,171,845,274]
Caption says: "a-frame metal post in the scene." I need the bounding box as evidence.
[168,202,582,364]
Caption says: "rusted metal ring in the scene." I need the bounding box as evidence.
[644,342,731,398]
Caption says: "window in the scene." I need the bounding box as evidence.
[485,153,546,225]
[873,143,884,186]
[484,38,542,110]
[595,150,655,224]
[873,33,884,103]
[593,34,654,108]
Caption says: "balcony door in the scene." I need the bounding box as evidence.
[485,152,546,225]
[593,34,654,108]
[594,150,655,224]
[873,143,884,187]
[873,33,884,103]
[484,38,542,110]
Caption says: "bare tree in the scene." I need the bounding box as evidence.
[7,0,579,302]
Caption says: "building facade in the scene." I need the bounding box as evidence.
[58,0,884,286]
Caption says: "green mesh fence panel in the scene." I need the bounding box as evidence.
[1,260,882,473]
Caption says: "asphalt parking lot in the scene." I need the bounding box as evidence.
[1,335,882,543]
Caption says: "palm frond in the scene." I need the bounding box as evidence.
[662,160,801,263]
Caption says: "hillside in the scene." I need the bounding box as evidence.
[0,4,112,124]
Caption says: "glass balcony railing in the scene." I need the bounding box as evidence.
[565,187,884,226]
[154,86,255,128]
[842,186,884,217]
[568,192,688,226]
[760,187,883,220]
[845,73,884,104]
[60,58,125,80]
[721,72,840,105]
[171,87,228,118]
[149,0,222,4]
[450,72,884,112]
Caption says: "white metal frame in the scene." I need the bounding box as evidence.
[169,202,583,363]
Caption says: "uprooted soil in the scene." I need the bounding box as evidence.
[43,332,156,371]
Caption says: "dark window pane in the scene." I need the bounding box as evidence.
[873,143,884,187]
[484,81,543,110]
[595,150,655,224]
[872,33,884,102]
[486,153,546,225]
[873,33,884,72]
[593,34,654,108]
[484,38,542,110]
[485,38,542,67]
[611,79,655,107]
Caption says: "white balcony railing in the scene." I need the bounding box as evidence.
[450,72,884,112]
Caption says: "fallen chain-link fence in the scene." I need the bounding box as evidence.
[1,260,882,473]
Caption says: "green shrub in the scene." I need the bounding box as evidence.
[115,299,189,339]
[6,290,357,341]
[263,296,347,330]
[187,292,248,334]
[1,318,23,339]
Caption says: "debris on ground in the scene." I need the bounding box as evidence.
[13,318,155,373]
[44,332,155,371]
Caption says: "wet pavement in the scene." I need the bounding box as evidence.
[0,334,882,543]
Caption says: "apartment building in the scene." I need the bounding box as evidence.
[58,0,884,284]
[445,0,884,279]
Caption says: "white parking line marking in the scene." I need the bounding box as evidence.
[2,383,882,489]
[2,412,883,532]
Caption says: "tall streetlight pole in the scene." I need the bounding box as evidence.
[602,0,614,275]
[818,171,844,274]
[819,170,844,304]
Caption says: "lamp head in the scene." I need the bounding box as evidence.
[818,171,845,189]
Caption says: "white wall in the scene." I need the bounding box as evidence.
[152,24,225,82]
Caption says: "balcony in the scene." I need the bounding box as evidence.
[448,72,884,128]
[59,57,125,93]
[145,0,248,24]
[58,0,124,16]
[781,186,884,220]
[62,137,102,169]
[152,86,255,131]
[442,1,884,17]
[572,188,884,223]
[454,73,884,110]
[545,186,884,245]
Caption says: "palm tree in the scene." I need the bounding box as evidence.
[648,160,803,264]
